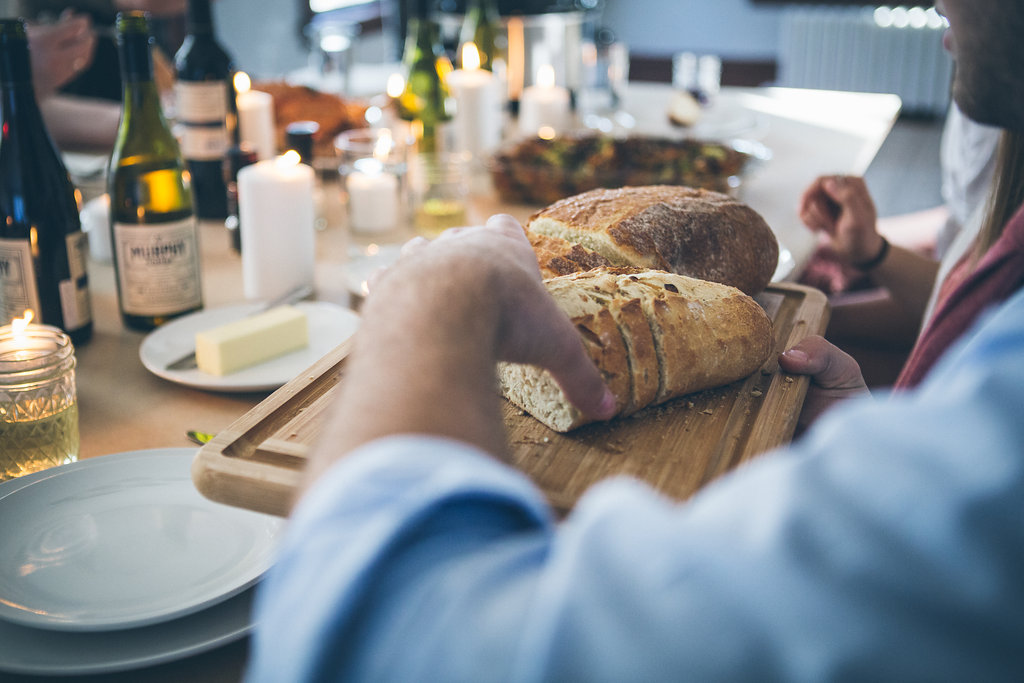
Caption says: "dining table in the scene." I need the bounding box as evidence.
[3,82,901,682]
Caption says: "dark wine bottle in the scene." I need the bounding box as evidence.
[174,0,234,219]
[110,12,203,331]
[0,19,93,345]
[397,0,453,153]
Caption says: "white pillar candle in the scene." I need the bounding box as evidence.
[237,151,316,301]
[448,43,503,158]
[518,64,570,136]
[234,72,277,161]
[347,159,400,234]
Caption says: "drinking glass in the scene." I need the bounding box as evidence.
[579,39,634,132]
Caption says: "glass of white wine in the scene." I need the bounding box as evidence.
[0,320,79,482]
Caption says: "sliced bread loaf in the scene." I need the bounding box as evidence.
[499,267,774,431]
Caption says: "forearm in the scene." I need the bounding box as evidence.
[867,243,941,320]
[305,260,508,487]
[40,95,119,151]
[827,290,922,348]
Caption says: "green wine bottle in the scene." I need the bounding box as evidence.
[109,12,203,331]
[0,19,93,345]
[175,0,235,220]
[397,0,453,154]
[459,0,502,72]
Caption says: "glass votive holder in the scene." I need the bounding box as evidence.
[305,18,355,95]
[409,152,471,237]
[672,52,721,106]
[336,128,409,236]
[0,322,79,482]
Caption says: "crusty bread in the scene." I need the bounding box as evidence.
[499,267,774,432]
[527,231,611,280]
[526,185,779,295]
[544,271,659,414]
[499,277,632,431]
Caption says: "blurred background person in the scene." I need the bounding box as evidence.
[3,0,185,149]
[798,103,1002,387]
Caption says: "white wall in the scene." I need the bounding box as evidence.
[589,0,784,60]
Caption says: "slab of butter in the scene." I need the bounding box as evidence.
[196,305,309,376]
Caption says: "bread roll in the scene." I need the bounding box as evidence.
[526,185,779,295]
[499,267,774,432]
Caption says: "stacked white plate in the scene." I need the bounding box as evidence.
[0,449,284,675]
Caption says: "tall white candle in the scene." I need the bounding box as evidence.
[234,72,276,161]
[448,42,503,157]
[518,64,570,136]
[347,158,399,234]
[237,151,316,301]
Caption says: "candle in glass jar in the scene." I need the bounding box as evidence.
[237,151,316,300]
[447,42,503,157]
[518,64,570,136]
[234,72,276,160]
[0,313,79,482]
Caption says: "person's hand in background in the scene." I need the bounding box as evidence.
[799,175,885,267]
[26,11,96,98]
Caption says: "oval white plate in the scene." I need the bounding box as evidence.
[0,585,254,675]
[0,449,282,632]
[140,300,360,392]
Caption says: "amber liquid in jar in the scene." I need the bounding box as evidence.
[0,324,79,482]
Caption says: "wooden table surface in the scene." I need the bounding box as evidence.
[6,84,899,682]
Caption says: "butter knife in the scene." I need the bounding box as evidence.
[164,284,314,371]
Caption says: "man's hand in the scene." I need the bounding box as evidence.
[394,216,616,420]
[304,215,614,487]
[799,175,884,266]
[779,335,870,431]
[26,12,96,98]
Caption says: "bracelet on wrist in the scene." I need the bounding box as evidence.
[853,237,890,272]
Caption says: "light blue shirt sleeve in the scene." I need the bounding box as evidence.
[247,291,1024,682]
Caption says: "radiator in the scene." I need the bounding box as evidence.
[779,5,953,116]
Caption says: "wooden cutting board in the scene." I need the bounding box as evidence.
[193,283,829,516]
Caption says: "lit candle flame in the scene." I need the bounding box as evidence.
[386,73,405,99]
[461,42,481,72]
[373,129,393,163]
[234,71,252,95]
[11,310,33,334]
[277,149,302,168]
[537,64,556,89]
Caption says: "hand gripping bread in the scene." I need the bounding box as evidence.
[526,185,779,295]
[499,267,774,432]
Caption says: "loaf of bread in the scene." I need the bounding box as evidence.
[499,267,774,432]
[526,185,779,295]
[528,231,612,279]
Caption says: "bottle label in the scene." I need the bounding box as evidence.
[175,81,229,160]
[113,218,203,316]
[59,232,92,330]
[0,238,41,323]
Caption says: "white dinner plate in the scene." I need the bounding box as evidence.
[0,584,254,675]
[139,300,360,392]
[0,449,282,632]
